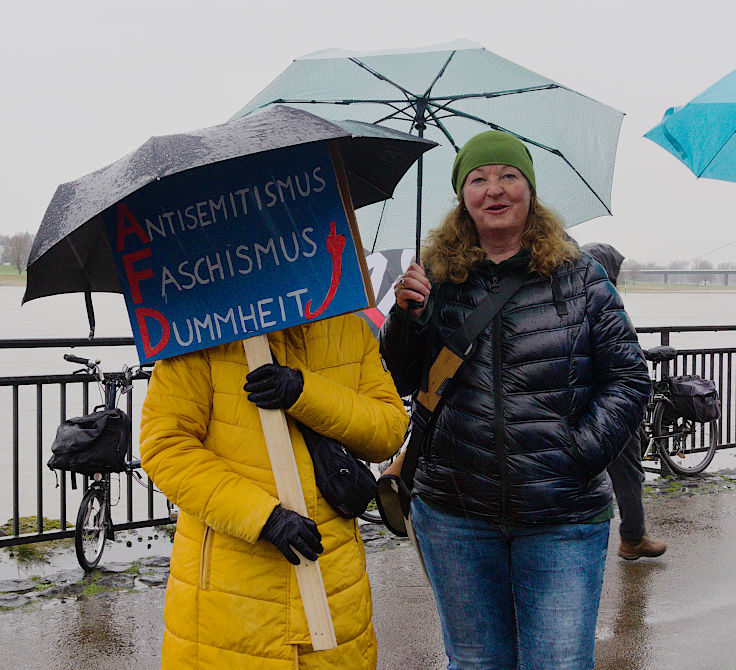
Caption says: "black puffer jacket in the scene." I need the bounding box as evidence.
[379,251,650,524]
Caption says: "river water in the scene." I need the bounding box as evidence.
[5,285,736,370]
[3,286,736,525]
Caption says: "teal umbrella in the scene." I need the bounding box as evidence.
[232,40,624,260]
[645,69,736,182]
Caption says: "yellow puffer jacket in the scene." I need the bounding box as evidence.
[140,313,408,669]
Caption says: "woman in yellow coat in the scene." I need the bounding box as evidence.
[140,313,408,669]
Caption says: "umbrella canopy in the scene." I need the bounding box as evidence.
[644,69,736,182]
[24,104,436,305]
[231,39,624,255]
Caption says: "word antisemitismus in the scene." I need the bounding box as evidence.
[142,168,327,240]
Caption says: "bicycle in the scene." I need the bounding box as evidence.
[62,354,175,571]
[639,345,720,476]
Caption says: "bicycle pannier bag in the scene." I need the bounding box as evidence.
[47,408,130,475]
[668,375,721,423]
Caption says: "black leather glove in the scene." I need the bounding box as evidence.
[259,505,323,565]
[243,363,304,409]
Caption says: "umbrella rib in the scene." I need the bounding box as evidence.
[696,129,736,178]
[373,102,422,126]
[444,106,611,214]
[348,57,419,101]
[425,107,461,152]
[371,200,388,253]
[347,57,433,131]
[438,105,556,153]
[430,84,561,103]
[265,97,418,106]
[422,51,458,99]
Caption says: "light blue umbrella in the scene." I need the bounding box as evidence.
[645,69,736,181]
[232,40,624,259]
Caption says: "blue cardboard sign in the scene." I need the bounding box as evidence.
[101,141,372,363]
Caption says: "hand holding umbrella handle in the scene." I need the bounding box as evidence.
[394,262,431,316]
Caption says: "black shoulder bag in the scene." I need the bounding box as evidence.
[376,275,526,536]
[298,422,377,519]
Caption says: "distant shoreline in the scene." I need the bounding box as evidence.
[0,276,26,287]
[622,284,736,294]
[3,276,736,294]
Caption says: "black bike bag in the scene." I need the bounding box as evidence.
[669,375,721,423]
[48,408,130,478]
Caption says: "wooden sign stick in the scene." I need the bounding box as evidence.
[242,334,337,651]
[239,142,372,651]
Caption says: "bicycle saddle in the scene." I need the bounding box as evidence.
[643,345,677,362]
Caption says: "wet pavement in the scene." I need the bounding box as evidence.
[2,471,736,669]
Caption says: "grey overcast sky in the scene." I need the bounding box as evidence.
[2,0,735,264]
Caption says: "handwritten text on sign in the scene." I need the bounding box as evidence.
[102,141,370,363]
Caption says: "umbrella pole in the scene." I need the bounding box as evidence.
[410,124,425,309]
[415,153,423,265]
[242,334,337,651]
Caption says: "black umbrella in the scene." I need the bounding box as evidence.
[24,104,436,333]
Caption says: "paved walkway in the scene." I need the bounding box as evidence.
[2,472,736,669]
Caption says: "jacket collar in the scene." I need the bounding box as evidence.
[474,247,530,279]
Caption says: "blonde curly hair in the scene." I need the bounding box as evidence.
[422,197,579,283]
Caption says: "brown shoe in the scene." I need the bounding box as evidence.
[618,534,667,560]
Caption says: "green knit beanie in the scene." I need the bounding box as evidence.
[451,130,536,197]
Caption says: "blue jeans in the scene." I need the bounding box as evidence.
[410,495,609,670]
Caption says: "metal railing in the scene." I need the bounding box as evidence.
[637,326,736,454]
[2,328,736,548]
[1,337,172,548]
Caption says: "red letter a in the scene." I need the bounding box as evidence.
[117,202,151,252]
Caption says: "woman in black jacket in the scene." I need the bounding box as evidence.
[379,130,650,670]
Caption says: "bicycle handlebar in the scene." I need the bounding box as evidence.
[64,353,104,382]
[63,354,152,388]
[64,353,98,366]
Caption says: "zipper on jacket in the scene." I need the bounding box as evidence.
[199,524,214,590]
[492,310,509,517]
[485,266,509,516]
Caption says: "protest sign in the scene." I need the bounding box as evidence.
[100,139,379,649]
[102,140,374,364]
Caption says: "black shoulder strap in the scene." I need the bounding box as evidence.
[445,274,525,356]
[400,273,525,507]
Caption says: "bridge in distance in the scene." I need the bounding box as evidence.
[624,269,736,285]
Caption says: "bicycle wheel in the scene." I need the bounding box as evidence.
[652,400,718,475]
[75,486,109,571]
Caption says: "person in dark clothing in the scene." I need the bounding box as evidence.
[581,243,667,561]
[379,130,650,670]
